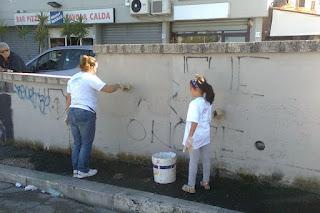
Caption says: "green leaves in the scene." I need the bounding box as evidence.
[35,12,49,53]
[0,21,7,36]
[73,15,89,45]
[16,26,31,39]
[61,15,89,45]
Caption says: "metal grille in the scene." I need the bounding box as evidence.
[1,27,38,62]
[102,23,162,44]
[152,1,163,13]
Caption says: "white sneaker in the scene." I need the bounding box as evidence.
[73,170,78,178]
[77,169,98,179]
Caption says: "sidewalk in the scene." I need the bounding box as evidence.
[0,164,239,213]
[0,180,115,213]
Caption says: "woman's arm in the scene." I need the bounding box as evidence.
[65,93,71,125]
[66,93,71,112]
[100,84,121,93]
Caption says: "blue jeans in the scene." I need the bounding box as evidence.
[68,108,96,173]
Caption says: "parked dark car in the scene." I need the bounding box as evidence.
[26,46,94,76]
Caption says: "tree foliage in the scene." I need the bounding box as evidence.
[35,12,49,53]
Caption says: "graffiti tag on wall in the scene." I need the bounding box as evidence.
[13,84,66,120]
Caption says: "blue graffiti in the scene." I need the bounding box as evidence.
[13,84,51,114]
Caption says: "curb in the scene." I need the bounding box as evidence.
[0,164,241,213]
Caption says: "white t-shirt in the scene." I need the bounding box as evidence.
[182,97,213,150]
[67,72,106,112]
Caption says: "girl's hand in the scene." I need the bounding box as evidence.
[214,108,224,121]
[183,136,193,152]
[120,83,132,92]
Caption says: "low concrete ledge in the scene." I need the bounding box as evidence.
[94,40,320,55]
[0,72,70,85]
[0,164,240,213]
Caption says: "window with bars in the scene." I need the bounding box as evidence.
[311,0,316,10]
[296,0,305,7]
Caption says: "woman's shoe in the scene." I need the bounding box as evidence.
[200,181,210,190]
[73,170,78,178]
[77,169,98,179]
[182,184,196,194]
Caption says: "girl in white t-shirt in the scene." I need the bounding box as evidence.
[182,75,215,194]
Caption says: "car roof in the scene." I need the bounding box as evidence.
[47,45,93,51]
[26,45,94,65]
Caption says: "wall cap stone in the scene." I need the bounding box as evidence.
[94,40,320,54]
[0,72,70,85]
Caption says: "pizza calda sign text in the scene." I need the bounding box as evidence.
[14,8,114,25]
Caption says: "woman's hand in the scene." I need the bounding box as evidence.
[64,114,69,125]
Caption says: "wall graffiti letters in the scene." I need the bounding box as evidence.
[13,84,67,120]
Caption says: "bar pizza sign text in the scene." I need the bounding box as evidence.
[14,8,115,25]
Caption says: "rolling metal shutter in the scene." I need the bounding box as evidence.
[102,23,162,44]
[0,27,38,62]
[172,19,248,33]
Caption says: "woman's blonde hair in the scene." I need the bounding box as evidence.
[80,55,97,72]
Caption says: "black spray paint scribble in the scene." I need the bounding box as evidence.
[151,119,184,151]
[127,119,147,142]
[230,56,234,90]
[184,56,212,73]
[235,56,270,93]
[126,117,185,151]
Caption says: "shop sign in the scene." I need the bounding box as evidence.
[50,11,64,25]
[64,8,114,24]
[14,8,114,25]
[14,12,49,25]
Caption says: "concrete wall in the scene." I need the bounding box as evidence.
[0,0,272,25]
[0,74,69,149]
[1,40,320,188]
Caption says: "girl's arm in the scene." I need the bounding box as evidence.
[100,84,121,93]
[183,122,198,152]
[188,122,198,138]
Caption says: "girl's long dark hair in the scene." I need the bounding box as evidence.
[191,75,215,105]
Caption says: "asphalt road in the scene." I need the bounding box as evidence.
[0,181,116,213]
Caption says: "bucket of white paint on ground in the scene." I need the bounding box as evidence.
[152,152,177,184]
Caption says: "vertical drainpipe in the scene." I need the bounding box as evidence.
[94,24,103,45]
[162,21,171,43]
[249,17,263,42]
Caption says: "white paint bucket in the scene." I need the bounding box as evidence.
[152,152,177,184]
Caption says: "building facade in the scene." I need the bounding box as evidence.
[264,0,320,40]
[0,0,273,61]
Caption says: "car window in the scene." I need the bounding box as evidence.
[63,49,94,70]
[26,59,38,72]
[37,50,64,71]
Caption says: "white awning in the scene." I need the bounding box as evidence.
[270,9,320,36]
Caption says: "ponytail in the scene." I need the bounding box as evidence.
[191,74,215,105]
[203,82,215,105]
